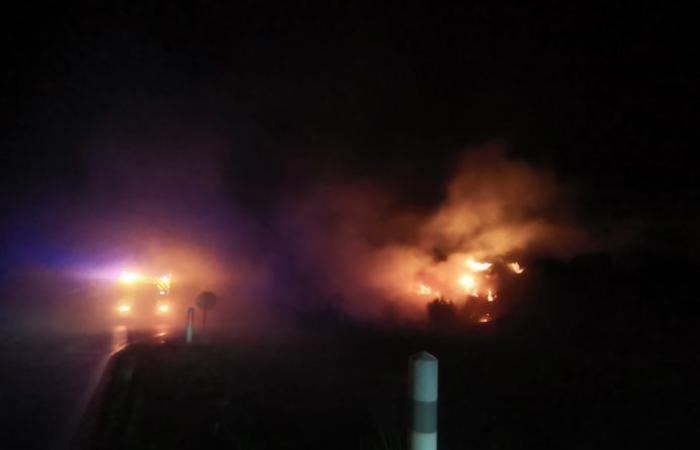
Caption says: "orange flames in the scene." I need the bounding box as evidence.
[411,255,523,312]
[413,258,525,302]
[466,259,492,272]
[458,274,477,293]
[283,145,588,323]
[487,289,495,302]
[508,262,525,274]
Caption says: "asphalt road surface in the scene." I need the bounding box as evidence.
[0,324,172,450]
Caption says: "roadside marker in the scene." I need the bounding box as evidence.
[186,307,194,343]
[410,351,438,450]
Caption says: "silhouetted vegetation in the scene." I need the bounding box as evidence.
[427,298,458,329]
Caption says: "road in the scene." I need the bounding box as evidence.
[0,324,173,450]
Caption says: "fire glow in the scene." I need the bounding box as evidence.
[413,255,523,312]
[508,262,525,274]
[466,259,492,272]
[281,146,588,323]
[458,274,476,292]
[415,283,440,298]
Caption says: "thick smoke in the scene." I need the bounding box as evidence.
[3,135,595,333]
[421,146,589,258]
[274,144,593,320]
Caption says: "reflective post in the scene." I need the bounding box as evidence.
[186,307,194,343]
[410,351,438,450]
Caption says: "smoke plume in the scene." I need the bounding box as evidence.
[273,144,593,320]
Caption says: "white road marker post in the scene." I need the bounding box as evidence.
[186,307,194,344]
[410,351,438,450]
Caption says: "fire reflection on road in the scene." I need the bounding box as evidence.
[112,323,171,350]
[154,323,169,343]
[111,325,128,353]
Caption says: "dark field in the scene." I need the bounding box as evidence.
[77,314,695,450]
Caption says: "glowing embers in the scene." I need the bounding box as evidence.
[478,313,492,323]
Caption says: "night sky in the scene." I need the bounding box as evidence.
[1,2,697,258]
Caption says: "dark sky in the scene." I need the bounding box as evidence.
[1,2,697,255]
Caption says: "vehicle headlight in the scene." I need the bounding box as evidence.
[118,271,142,285]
